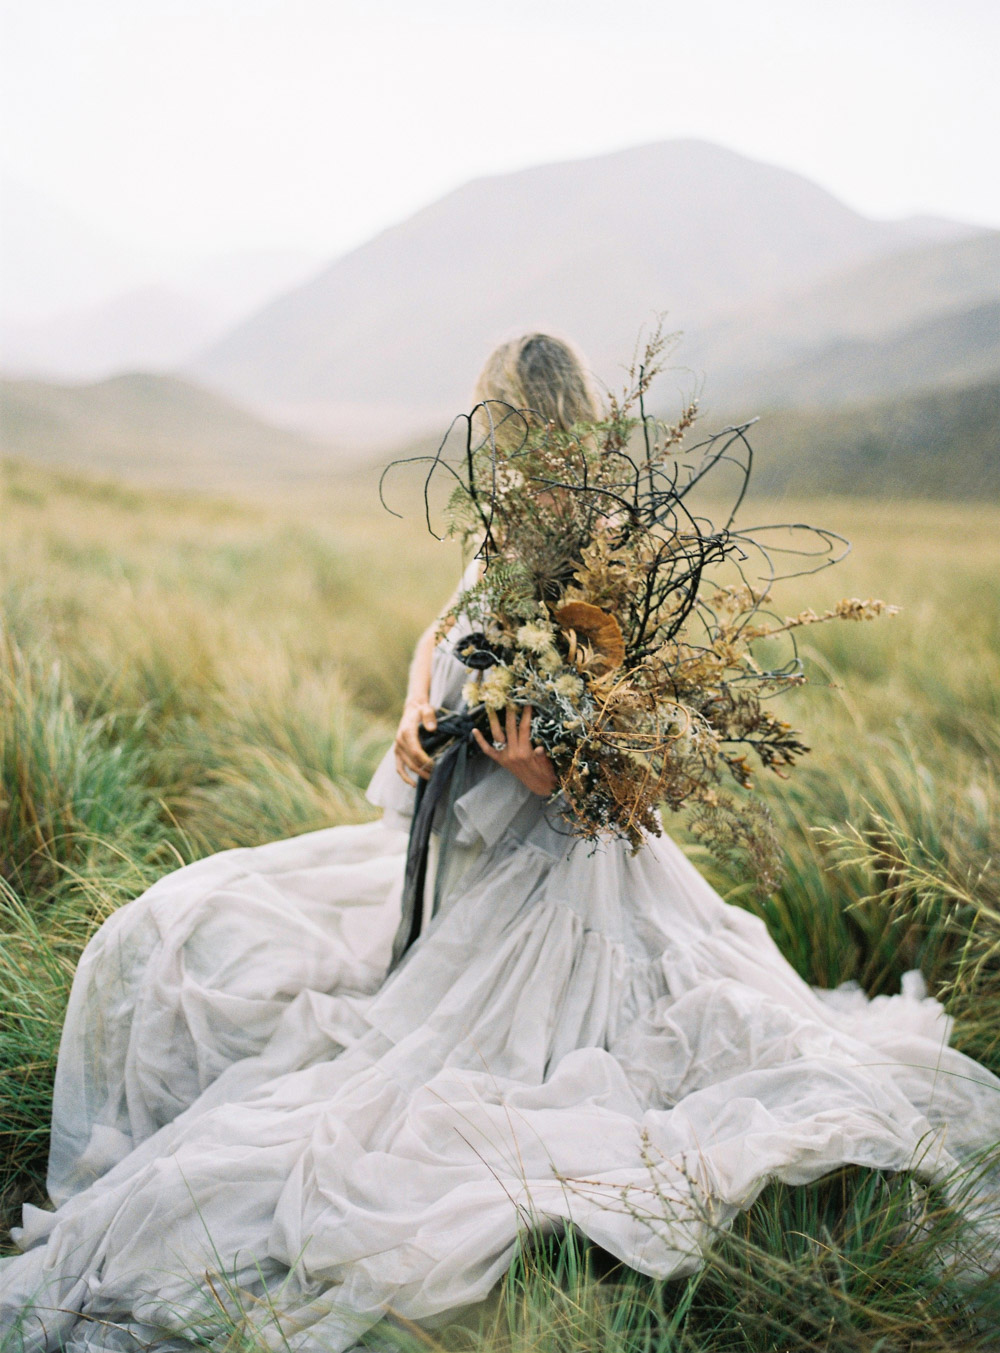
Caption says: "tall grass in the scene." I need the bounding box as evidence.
[1,457,998,1348]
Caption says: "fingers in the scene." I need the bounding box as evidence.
[398,742,432,779]
[395,720,433,781]
[394,753,417,787]
[395,740,428,781]
[397,701,437,781]
[472,728,500,762]
[486,707,504,745]
[505,704,517,749]
[471,704,558,797]
[518,704,533,752]
[405,697,436,726]
[475,705,539,771]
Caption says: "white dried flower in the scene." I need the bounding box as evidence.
[480,665,514,710]
[516,622,555,654]
[494,465,525,495]
[553,673,583,700]
[461,678,482,708]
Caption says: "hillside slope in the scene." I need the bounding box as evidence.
[736,378,1000,500]
[694,232,1000,410]
[706,299,1000,413]
[4,369,995,503]
[0,372,337,489]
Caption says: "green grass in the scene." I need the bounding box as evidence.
[1,457,999,1350]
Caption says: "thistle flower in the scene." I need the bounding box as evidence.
[461,677,483,709]
[480,664,514,710]
[516,622,556,654]
[552,672,583,700]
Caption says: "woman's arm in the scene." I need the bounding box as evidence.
[393,570,471,786]
[393,621,439,786]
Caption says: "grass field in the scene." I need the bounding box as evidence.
[2,452,999,1350]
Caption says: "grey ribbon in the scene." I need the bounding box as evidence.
[388,709,483,971]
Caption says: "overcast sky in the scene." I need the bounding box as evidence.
[3,0,999,265]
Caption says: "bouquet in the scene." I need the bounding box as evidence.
[382,328,896,889]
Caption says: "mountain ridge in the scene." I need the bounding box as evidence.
[191,139,988,441]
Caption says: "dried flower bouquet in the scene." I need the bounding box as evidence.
[383,329,896,887]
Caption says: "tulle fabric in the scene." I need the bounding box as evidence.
[3,565,1000,1351]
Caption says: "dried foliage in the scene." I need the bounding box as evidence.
[382,327,897,885]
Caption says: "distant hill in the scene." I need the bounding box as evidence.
[191,139,982,442]
[372,377,1000,508]
[2,368,995,504]
[732,378,1000,500]
[0,372,337,490]
[700,298,1000,417]
[693,232,1000,412]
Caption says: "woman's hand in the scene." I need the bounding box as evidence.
[394,698,437,786]
[473,705,558,797]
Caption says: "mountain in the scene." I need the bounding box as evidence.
[191,139,983,443]
[733,378,1000,500]
[0,372,336,489]
[691,231,1000,412]
[166,249,324,325]
[719,300,1000,411]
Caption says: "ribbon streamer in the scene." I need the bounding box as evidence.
[388,709,483,970]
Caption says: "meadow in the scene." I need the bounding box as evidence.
[1,450,999,1351]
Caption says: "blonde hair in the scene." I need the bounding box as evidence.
[472,333,602,436]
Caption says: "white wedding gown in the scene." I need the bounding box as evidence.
[3,563,1000,1351]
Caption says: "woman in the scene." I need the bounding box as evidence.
[3,335,999,1351]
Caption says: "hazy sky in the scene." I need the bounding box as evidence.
[3,0,999,264]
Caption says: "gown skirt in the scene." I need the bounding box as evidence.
[3,581,1000,1351]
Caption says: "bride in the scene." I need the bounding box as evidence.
[3,335,999,1351]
